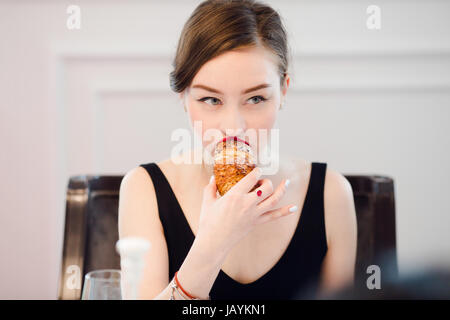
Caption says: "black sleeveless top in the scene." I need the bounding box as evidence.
[139,162,328,300]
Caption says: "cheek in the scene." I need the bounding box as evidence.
[243,105,278,156]
[248,104,278,131]
[187,98,204,132]
[187,103,220,148]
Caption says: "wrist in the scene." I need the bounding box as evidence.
[192,233,230,263]
[175,233,229,300]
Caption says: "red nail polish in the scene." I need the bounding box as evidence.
[257,190,262,197]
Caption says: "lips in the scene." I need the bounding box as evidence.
[221,136,250,146]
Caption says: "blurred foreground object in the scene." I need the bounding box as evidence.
[116,237,151,300]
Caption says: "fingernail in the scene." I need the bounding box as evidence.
[284,179,291,188]
[289,205,298,213]
[210,175,214,184]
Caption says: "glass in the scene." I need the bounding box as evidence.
[81,269,122,300]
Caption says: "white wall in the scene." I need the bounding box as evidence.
[0,0,449,299]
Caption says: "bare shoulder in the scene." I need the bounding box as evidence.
[121,155,184,193]
[323,166,355,211]
[118,165,162,237]
[287,157,356,246]
[121,165,156,196]
[120,155,190,206]
[119,164,171,297]
[322,165,357,247]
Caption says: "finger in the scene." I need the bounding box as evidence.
[257,204,298,225]
[228,166,262,195]
[203,175,217,203]
[247,178,274,204]
[256,178,290,213]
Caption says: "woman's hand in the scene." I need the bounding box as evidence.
[195,167,298,253]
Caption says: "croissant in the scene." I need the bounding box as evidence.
[213,137,258,196]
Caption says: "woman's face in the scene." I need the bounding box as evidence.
[180,45,290,157]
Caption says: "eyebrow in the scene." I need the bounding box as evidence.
[191,83,272,95]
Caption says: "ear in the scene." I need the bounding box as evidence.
[282,73,290,95]
[281,73,290,105]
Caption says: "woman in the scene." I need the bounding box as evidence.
[118,0,357,300]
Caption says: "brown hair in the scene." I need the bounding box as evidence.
[169,0,291,93]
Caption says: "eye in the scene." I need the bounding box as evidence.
[198,97,222,106]
[247,95,267,104]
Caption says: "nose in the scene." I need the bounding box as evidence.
[219,106,246,137]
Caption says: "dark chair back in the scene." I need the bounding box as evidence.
[58,173,397,299]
